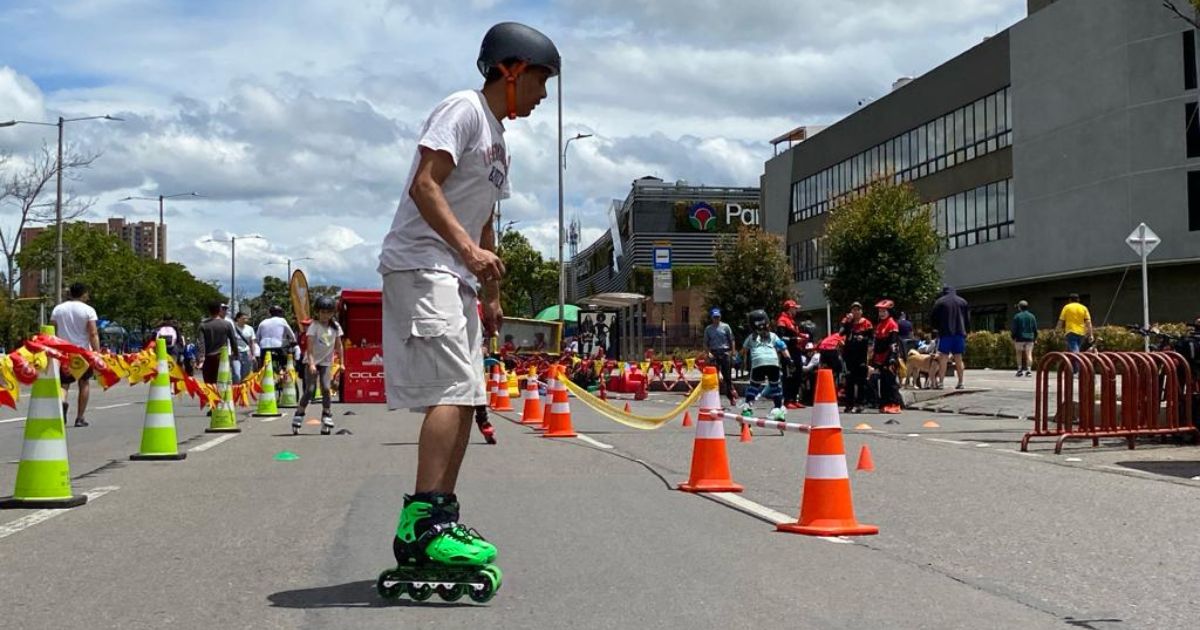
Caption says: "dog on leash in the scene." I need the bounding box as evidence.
[904,350,935,389]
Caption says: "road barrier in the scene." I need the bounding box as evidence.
[1022,351,1197,454]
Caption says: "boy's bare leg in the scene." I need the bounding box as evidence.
[415,405,474,494]
[954,354,966,387]
[77,380,91,421]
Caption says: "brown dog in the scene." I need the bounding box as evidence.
[904,350,934,389]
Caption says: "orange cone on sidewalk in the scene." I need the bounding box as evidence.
[679,367,743,493]
[739,421,752,443]
[491,365,514,412]
[542,366,577,438]
[777,368,877,536]
[681,410,693,427]
[520,367,543,426]
[856,445,875,472]
[623,401,631,414]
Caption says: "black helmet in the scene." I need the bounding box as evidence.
[749,309,769,331]
[477,22,561,78]
[269,304,284,317]
[314,296,336,312]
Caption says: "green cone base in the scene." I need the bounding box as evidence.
[251,412,283,418]
[205,426,242,433]
[130,452,187,461]
[0,494,87,509]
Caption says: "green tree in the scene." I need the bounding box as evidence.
[18,224,222,342]
[498,230,556,318]
[707,226,795,335]
[824,181,942,317]
[243,275,292,321]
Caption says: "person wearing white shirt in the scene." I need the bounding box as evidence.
[51,283,100,427]
[256,305,297,373]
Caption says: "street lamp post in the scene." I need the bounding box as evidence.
[556,78,593,327]
[1,115,122,301]
[266,256,313,282]
[205,235,265,314]
[120,192,201,262]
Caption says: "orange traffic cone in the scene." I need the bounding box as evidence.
[777,368,877,536]
[542,366,577,438]
[623,401,631,414]
[681,411,693,427]
[492,366,514,412]
[739,421,752,443]
[856,445,875,472]
[487,365,500,410]
[520,367,543,426]
[679,367,743,493]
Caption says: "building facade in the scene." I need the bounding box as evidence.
[19,218,167,298]
[569,176,766,350]
[763,0,1200,334]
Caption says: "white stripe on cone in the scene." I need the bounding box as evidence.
[144,412,176,428]
[550,402,570,413]
[696,419,725,439]
[805,454,850,480]
[810,403,840,428]
[149,387,172,402]
[20,438,69,461]
[27,396,63,422]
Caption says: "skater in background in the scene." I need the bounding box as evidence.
[376,21,559,600]
[840,302,874,414]
[292,296,344,435]
[870,300,903,414]
[739,309,794,434]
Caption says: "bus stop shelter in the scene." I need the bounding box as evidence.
[577,292,647,360]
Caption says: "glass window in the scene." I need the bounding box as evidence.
[953,107,964,153]
[945,196,955,235]
[974,98,986,143]
[964,105,975,146]
[1005,88,1012,132]
[934,116,945,160]
[900,132,910,172]
[986,93,999,138]
[1005,179,1014,223]
[917,125,928,165]
[961,191,974,232]
[997,88,1008,133]
[986,184,998,227]
[976,186,987,229]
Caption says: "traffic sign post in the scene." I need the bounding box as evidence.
[1125,223,1161,352]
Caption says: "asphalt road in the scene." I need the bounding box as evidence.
[0,381,1197,629]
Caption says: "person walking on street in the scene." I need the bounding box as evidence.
[897,311,915,354]
[196,299,239,385]
[930,286,971,390]
[704,307,738,406]
[257,304,297,374]
[375,21,559,596]
[233,311,258,384]
[51,282,100,427]
[1011,300,1038,377]
[1056,293,1093,354]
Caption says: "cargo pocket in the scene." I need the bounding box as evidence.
[399,317,449,386]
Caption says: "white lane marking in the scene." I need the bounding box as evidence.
[95,403,135,410]
[1098,464,1158,477]
[576,434,613,450]
[188,433,239,452]
[1065,457,1083,462]
[0,486,118,540]
[1005,450,1043,457]
[974,443,990,448]
[906,433,921,437]
[0,417,26,425]
[707,492,855,545]
[926,438,970,445]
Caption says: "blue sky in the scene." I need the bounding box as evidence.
[0,0,1027,300]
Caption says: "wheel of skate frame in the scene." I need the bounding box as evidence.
[469,568,500,603]
[437,583,467,601]
[376,570,404,599]
[407,583,434,601]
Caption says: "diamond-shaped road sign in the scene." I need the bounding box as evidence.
[1125,223,1160,257]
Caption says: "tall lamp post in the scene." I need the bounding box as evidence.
[1,115,123,301]
[556,98,593,326]
[119,192,201,262]
[265,256,313,282]
[204,234,265,314]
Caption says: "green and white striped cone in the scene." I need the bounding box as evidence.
[205,346,240,433]
[0,325,87,509]
[131,338,187,461]
[252,351,283,417]
[278,353,299,408]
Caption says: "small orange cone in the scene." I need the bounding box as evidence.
[542,366,577,438]
[492,366,514,412]
[304,418,321,426]
[739,421,752,443]
[681,411,693,427]
[777,368,877,536]
[520,367,543,426]
[853,423,873,430]
[623,401,631,413]
[679,367,743,493]
[922,420,940,428]
[856,445,875,472]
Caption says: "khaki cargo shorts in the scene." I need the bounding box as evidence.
[382,269,486,412]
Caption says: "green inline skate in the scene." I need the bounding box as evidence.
[376,493,502,603]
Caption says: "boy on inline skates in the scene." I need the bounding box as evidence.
[376,22,559,603]
[739,309,794,435]
[291,296,344,435]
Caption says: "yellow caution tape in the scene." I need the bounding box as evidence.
[557,374,703,430]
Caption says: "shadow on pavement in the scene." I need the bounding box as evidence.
[268,580,474,609]
[1113,460,1200,479]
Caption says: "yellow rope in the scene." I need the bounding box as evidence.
[557,375,704,430]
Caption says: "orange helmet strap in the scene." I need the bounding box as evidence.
[497,61,528,120]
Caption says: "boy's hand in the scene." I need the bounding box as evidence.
[463,244,505,283]
[307,363,317,375]
[482,298,503,337]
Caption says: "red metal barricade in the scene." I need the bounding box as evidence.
[1022,351,1196,453]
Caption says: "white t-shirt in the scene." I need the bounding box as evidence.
[306,320,341,367]
[50,300,98,348]
[235,324,256,354]
[377,89,509,289]
[257,316,295,349]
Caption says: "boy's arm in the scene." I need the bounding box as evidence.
[479,212,502,336]
[411,149,504,282]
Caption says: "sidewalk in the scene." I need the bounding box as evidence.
[902,369,1036,420]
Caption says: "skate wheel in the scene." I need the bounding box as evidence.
[376,570,405,600]
[437,583,467,602]
[469,568,500,603]
[407,583,434,601]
